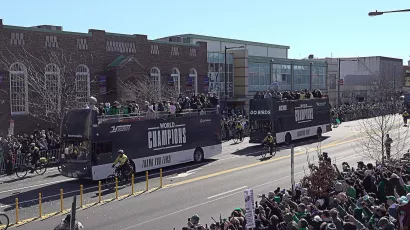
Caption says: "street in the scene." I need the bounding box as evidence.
[1,119,401,229]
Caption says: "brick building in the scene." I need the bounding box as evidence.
[0,19,208,135]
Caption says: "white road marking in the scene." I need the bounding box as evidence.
[0,178,75,195]
[169,168,202,179]
[207,186,247,199]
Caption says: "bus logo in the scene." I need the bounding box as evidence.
[110,125,131,133]
[295,105,314,123]
[250,110,270,115]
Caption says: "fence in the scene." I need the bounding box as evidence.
[0,149,61,175]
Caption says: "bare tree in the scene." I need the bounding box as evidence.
[0,47,91,125]
[353,75,408,162]
[118,75,180,105]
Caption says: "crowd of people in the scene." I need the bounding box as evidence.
[253,89,323,100]
[96,93,220,117]
[331,101,404,124]
[182,152,410,230]
[0,129,60,156]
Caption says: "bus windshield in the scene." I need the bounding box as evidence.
[61,109,94,139]
[63,139,91,162]
[250,120,271,133]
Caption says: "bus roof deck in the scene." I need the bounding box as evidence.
[97,108,219,124]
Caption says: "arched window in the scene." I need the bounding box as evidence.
[9,62,28,114]
[189,68,198,95]
[45,63,61,112]
[171,68,180,95]
[150,67,161,100]
[75,64,90,108]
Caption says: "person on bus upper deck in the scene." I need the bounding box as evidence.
[112,149,130,179]
[262,132,276,156]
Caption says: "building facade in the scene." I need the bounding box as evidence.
[159,34,327,109]
[319,56,403,106]
[0,19,208,135]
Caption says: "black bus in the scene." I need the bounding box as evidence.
[249,98,332,144]
[60,109,222,181]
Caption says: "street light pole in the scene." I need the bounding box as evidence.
[369,8,410,16]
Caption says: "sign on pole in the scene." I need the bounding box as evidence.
[244,189,256,229]
[70,196,77,230]
[291,146,295,195]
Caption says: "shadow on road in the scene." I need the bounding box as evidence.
[230,135,330,157]
[0,159,215,211]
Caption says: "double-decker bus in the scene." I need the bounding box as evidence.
[249,98,332,144]
[60,108,222,181]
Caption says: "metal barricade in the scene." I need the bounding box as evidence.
[0,148,61,175]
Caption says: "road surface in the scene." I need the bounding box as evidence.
[1,119,404,229]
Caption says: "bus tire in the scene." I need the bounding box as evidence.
[317,128,322,139]
[285,133,292,145]
[193,148,204,163]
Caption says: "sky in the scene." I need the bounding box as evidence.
[0,0,409,64]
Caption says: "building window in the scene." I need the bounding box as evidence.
[189,48,196,57]
[10,32,25,46]
[312,66,327,90]
[169,68,180,95]
[106,41,136,53]
[45,35,58,48]
[150,67,161,100]
[75,64,90,108]
[151,45,159,55]
[171,46,179,56]
[77,38,88,50]
[186,68,198,95]
[271,64,292,91]
[293,65,310,90]
[9,62,28,114]
[207,52,234,98]
[45,63,61,113]
[329,74,337,90]
[249,62,270,93]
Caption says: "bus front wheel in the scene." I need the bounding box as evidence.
[285,133,292,145]
[193,148,204,163]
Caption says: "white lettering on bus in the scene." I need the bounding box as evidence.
[297,129,310,137]
[295,106,314,123]
[148,126,186,149]
[142,155,172,169]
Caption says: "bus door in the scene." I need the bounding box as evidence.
[249,120,271,143]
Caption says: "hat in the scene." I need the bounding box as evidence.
[335,182,343,192]
[391,173,399,179]
[298,203,306,210]
[378,217,389,226]
[326,223,337,230]
[313,215,322,222]
[386,196,397,202]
